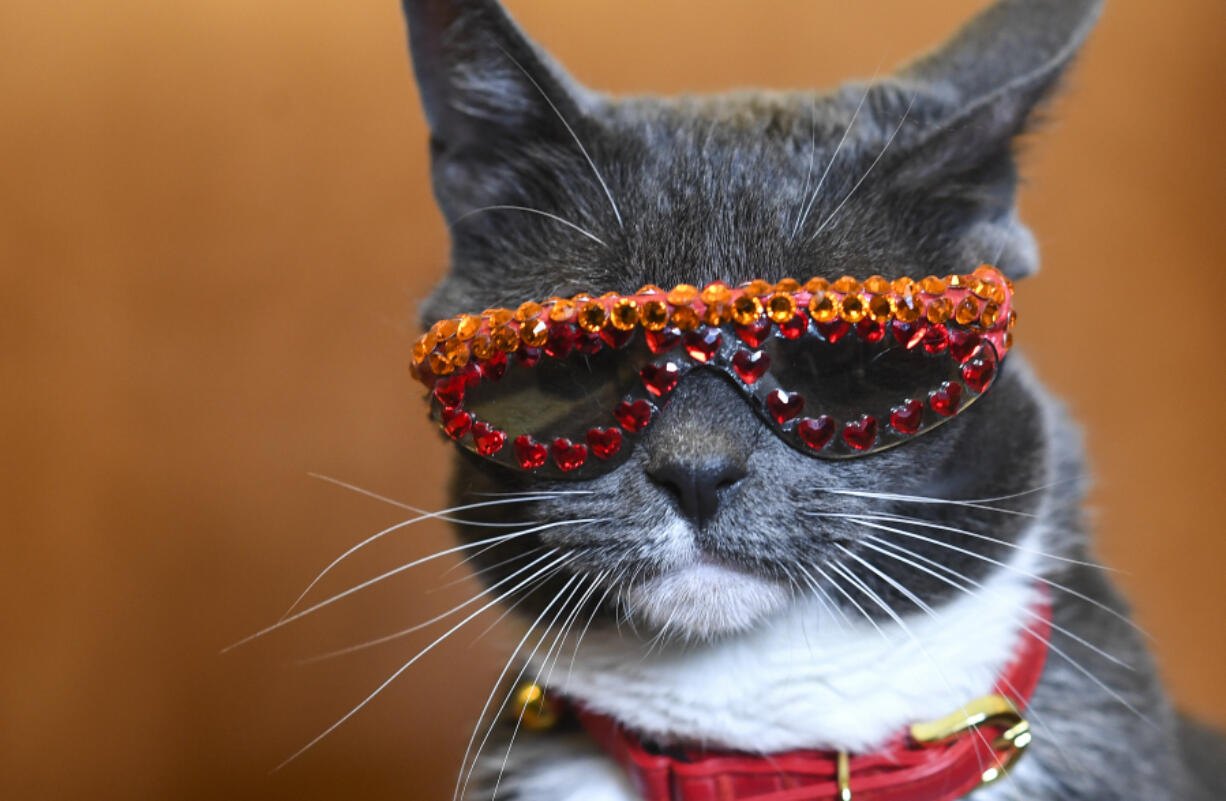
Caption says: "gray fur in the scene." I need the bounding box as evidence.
[398,0,1224,798]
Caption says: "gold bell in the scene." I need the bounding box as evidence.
[507,682,561,731]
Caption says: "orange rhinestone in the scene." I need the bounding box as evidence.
[1008,309,1018,330]
[839,294,868,324]
[599,291,620,301]
[925,297,954,324]
[515,301,543,322]
[470,332,495,360]
[804,277,830,294]
[891,292,922,323]
[667,284,699,306]
[609,298,640,331]
[636,284,665,295]
[433,318,459,340]
[412,337,431,364]
[919,275,947,295]
[831,276,860,294]
[670,305,700,330]
[809,292,838,323]
[548,299,577,322]
[443,338,470,368]
[743,279,772,297]
[731,295,764,326]
[1004,331,1014,350]
[485,308,513,327]
[954,296,981,326]
[577,301,608,333]
[981,302,1001,328]
[427,351,453,375]
[945,273,970,289]
[702,301,733,326]
[641,300,670,331]
[456,314,481,340]
[408,361,421,381]
[700,282,732,305]
[863,275,891,294]
[766,292,797,324]
[491,325,519,352]
[867,294,893,323]
[570,293,594,305]
[774,278,801,293]
[891,277,917,296]
[520,318,549,347]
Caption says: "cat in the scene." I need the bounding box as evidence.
[397,0,1226,798]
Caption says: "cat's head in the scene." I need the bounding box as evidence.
[404,0,1101,640]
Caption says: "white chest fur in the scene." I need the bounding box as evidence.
[533,533,1042,754]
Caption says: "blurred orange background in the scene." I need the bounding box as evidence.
[3,1,1224,799]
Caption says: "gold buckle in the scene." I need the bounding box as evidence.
[909,694,1032,786]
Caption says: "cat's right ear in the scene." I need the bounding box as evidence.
[400,0,588,217]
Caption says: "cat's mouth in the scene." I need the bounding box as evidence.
[623,555,791,640]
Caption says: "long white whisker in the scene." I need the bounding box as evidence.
[271,555,578,773]
[223,519,603,652]
[791,76,875,240]
[813,487,1036,517]
[309,473,557,524]
[432,546,546,591]
[296,549,565,664]
[449,205,607,247]
[498,47,623,229]
[808,91,917,243]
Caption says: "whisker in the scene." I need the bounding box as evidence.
[812,487,1037,517]
[296,549,565,664]
[791,76,875,240]
[449,205,607,247]
[309,473,556,525]
[271,555,579,773]
[433,545,547,590]
[222,519,604,653]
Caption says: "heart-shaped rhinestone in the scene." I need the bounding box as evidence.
[599,326,634,350]
[433,376,466,408]
[891,320,926,349]
[516,345,541,367]
[513,435,548,469]
[551,438,588,471]
[921,323,949,355]
[471,422,506,455]
[929,381,963,416]
[842,415,879,450]
[889,398,924,434]
[947,328,983,364]
[961,357,996,394]
[586,427,623,460]
[779,311,808,339]
[480,351,507,381]
[683,328,722,362]
[640,362,680,397]
[441,407,472,439]
[856,320,885,343]
[645,326,682,354]
[734,318,771,348]
[765,388,805,424]
[816,319,850,344]
[731,350,770,384]
[613,399,655,432]
[797,416,835,450]
[544,323,577,359]
[575,332,604,354]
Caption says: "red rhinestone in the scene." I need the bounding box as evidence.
[779,310,808,339]
[544,323,577,358]
[614,399,655,432]
[891,320,927,350]
[929,381,963,416]
[551,438,588,471]
[516,345,541,366]
[961,356,996,393]
[457,361,483,387]
[433,376,465,408]
[481,350,507,381]
[513,435,548,469]
[646,326,682,354]
[683,327,722,362]
[921,324,949,354]
[575,332,603,354]
[842,415,879,450]
[797,416,835,450]
[948,329,982,364]
[817,319,850,344]
[731,350,770,384]
[889,398,924,434]
[640,362,680,397]
[441,407,472,439]
[586,427,623,460]
[471,422,506,455]
[856,320,885,343]
[765,388,805,424]
[599,326,634,349]
[735,318,771,348]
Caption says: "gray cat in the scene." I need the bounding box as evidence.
[398,0,1226,798]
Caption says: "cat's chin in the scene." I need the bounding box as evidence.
[625,559,790,641]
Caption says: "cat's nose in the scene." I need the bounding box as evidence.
[648,457,747,530]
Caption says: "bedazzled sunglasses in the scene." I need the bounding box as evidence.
[411,266,1015,477]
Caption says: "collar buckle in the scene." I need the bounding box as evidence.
[909,693,1032,787]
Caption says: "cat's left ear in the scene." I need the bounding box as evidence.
[891,0,1105,279]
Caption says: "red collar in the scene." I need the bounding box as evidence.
[575,592,1051,801]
